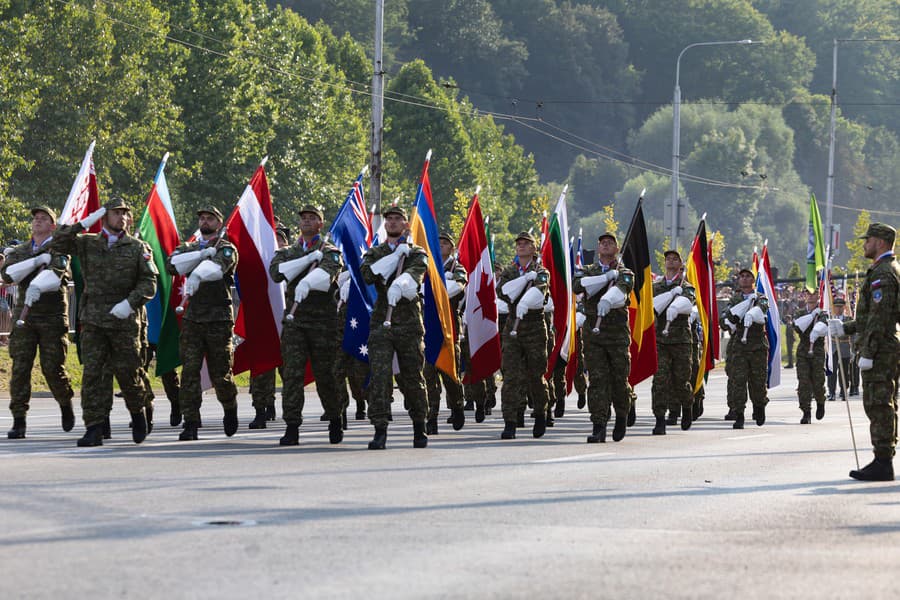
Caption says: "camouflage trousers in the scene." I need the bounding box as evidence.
[179,320,237,422]
[424,358,463,420]
[335,351,368,412]
[281,321,339,425]
[654,343,692,418]
[80,323,147,426]
[8,320,73,418]
[500,317,549,423]
[862,353,898,460]
[690,341,705,404]
[725,347,768,414]
[583,335,631,425]
[795,346,826,409]
[367,321,427,428]
[250,369,277,410]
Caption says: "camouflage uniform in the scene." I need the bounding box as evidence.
[165,236,238,423]
[690,311,705,413]
[269,235,343,426]
[250,369,277,414]
[793,306,828,411]
[360,240,429,429]
[424,256,466,423]
[720,292,769,418]
[651,278,696,419]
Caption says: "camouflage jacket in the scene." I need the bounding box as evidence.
[496,259,549,327]
[792,306,828,352]
[652,277,696,345]
[573,260,634,345]
[361,240,428,326]
[269,236,342,327]
[720,291,769,351]
[166,237,238,323]
[52,223,157,329]
[842,254,900,360]
[0,238,70,325]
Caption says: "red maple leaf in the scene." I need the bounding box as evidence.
[473,269,497,323]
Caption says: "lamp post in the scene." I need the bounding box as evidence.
[671,39,763,250]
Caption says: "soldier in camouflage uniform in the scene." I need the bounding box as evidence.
[165,207,239,441]
[652,250,696,435]
[573,233,635,443]
[496,231,551,440]
[792,290,828,424]
[2,206,75,438]
[424,231,466,434]
[269,204,344,446]
[52,199,157,446]
[829,223,899,481]
[360,205,429,449]
[719,268,769,430]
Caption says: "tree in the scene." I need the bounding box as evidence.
[845,209,871,275]
[787,261,802,280]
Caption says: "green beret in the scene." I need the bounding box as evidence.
[382,204,408,219]
[197,206,224,221]
[298,204,324,220]
[860,222,896,244]
[515,231,536,245]
[104,197,130,212]
[30,205,57,224]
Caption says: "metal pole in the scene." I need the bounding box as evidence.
[370,0,385,214]
[825,39,838,261]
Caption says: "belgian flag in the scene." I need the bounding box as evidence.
[621,198,657,385]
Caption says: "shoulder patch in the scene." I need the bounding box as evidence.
[538,273,549,283]
[143,252,152,261]
[873,289,882,303]
[59,256,68,267]
[223,248,234,257]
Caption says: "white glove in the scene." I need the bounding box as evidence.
[744,305,766,326]
[828,319,845,337]
[339,279,351,303]
[24,286,42,306]
[544,296,555,314]
[809,321,828,345]
[524,270,537,282]
[294,267,332,304]
[858,357,874,371]
[671,285,683,296]
[278,251,322,281]
[497,298,509,315]
[170,250,205,275]
[597,285,627,317]
[24,270,62,306]
[185,259,223,295]
[370,250,403,280]
[666,296,693,322]
[4,253,53,283]
[690,305,699,324]
[79,206,107,229]
[501,274,533,303]
[387,281,402,306]
[396,243,411,258]
[653,291,675,315]
[581,271,617,296]
[597,298,612,317]
[516,286,545,319]
[725,321,737,334]
[200,247,217,259]
[337,270,351,287]
[445,278,463,299]
[110,299,133,319]
[575,312,586,329]
[392,272,419,301]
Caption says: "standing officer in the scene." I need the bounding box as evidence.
[269,204,343,446]
[496,231,551,440]
[829,223,898,481]
[793,290,828,423]
[652,250,696,434]
[166,207,239,441]
[720,268,769,429]
[827,297,852,401]
[2,206,75,438]
[573,233,634,443]
[52,199,157,446]
[360,205,429,449]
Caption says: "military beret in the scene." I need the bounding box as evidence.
[382,204,408,219]
[598,232,618,244]
[196,206,224,221]
[298,204,324,220]
[515,231,536,245]
[663,249,681,260]
[860,222,896,244]
[30,205,57,223]
[104,197,130,212]
[439,231,456,246]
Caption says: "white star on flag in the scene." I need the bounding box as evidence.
[359,344,368,357]
[349,317,358,329]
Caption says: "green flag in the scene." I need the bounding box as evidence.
[806,194,825,292]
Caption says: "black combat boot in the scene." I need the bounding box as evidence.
[532,410,547,439]
[413,421,428,448]
[554,399,565,418]
[546,407,555,428]
[501,421,516,439]
[816,402,825,421]
[681,405,693,431]
[61,403,75,432]
[754,405,766,427]
[130,409,147,444]
[464,399,475,411]
[102,416,112,439]
[666,406,679,426]
[169,398,181,427]
[223,407,238,437]
[652,415,666,435]
[586,422,606,443]
[342,409,348,431]
[249,408,267,429]
[279,424,300,446]
[694,397,704,418]
[516,409,525,428]
[355,400,366,421]
[368,426,387,450]
[7,417,26,439]
[850,458,895,482]
[724,409,736,421]
[612,415,627,441]
[733,412,745,429]
[426,417,438,435]
[265,404,276,421]
[800,409,811,424]
[77,423,104,447]
[451,407,465,431]
[328,418,344,444]
[627,403,637,427]
[320,413,329,421]
[577,393,586,409]
[474,400,486,423]
[179,421,199,441]
[146,404,154,434]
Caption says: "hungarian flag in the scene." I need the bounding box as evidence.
[685,217,718,392]
[137,153,182,375]
[225,158,285,376]
[756,243,782,388]
[457,190,500,384]
[541,186,578,392]
[621,196,657,386]
[806,194,826,292]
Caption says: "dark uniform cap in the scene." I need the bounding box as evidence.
[598,232,617,244]
[663,249,681,260]
[197,206,224,221]
[833,297,846,306]
[439,231,456,246]
[515,231,536,245]
[738,267,755,277]
[275,226,291,244]
[30,205,57,223]
[382,204,408,219]
[298,204,324,220]
[104,197,130,212]
[860,222,896,244]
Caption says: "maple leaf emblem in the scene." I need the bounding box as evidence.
[474,269,497,322]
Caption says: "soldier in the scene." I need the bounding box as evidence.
[573,232,635,443]
[2,206,75,438]
[269,204,343,446]
[652,250,696,434]
[424,231,466,434]
[827,297,852,401]
[165,207,239,441]
[828,223,899,481]
[719,268,769,429]
[360,205,429,449]
[792,290,828,423]
[496,231,551,440]
[52,199,157,446]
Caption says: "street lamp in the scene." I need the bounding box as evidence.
[670,39,763,250]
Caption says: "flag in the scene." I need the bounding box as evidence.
[751,247,759,276]
[819,260,835,375]
[330,169,376,363]
[756,244,782,388]
[457,191,501,384]
[621,196,657,386]
[484,215,495,267]
[136,153,182,375]
[574,228,584,270]
[806,194,826,292]
[685,217,718,392]
[225,159,285,376]
[408,151,457,381]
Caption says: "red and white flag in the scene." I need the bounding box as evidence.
[225,158,285,376]
[59,140,101,230]
[457,190,501,384]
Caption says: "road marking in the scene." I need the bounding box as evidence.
[533,452,615,463]
[723,433,774,441]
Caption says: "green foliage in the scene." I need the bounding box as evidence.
[787,260,802,280]
[846,209,871,274]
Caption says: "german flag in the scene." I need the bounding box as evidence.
[621,198,657,385]
[685,218,719,392]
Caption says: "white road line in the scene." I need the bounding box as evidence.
[723,433,774,441]
[533,452,615,463]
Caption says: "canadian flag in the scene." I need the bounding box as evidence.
[457,191,501,384]
[59,140,101,230]
[225,158,285,376]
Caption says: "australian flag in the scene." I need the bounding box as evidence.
[330,170,375,362]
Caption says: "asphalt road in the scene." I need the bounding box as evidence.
[1,369,897,599]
